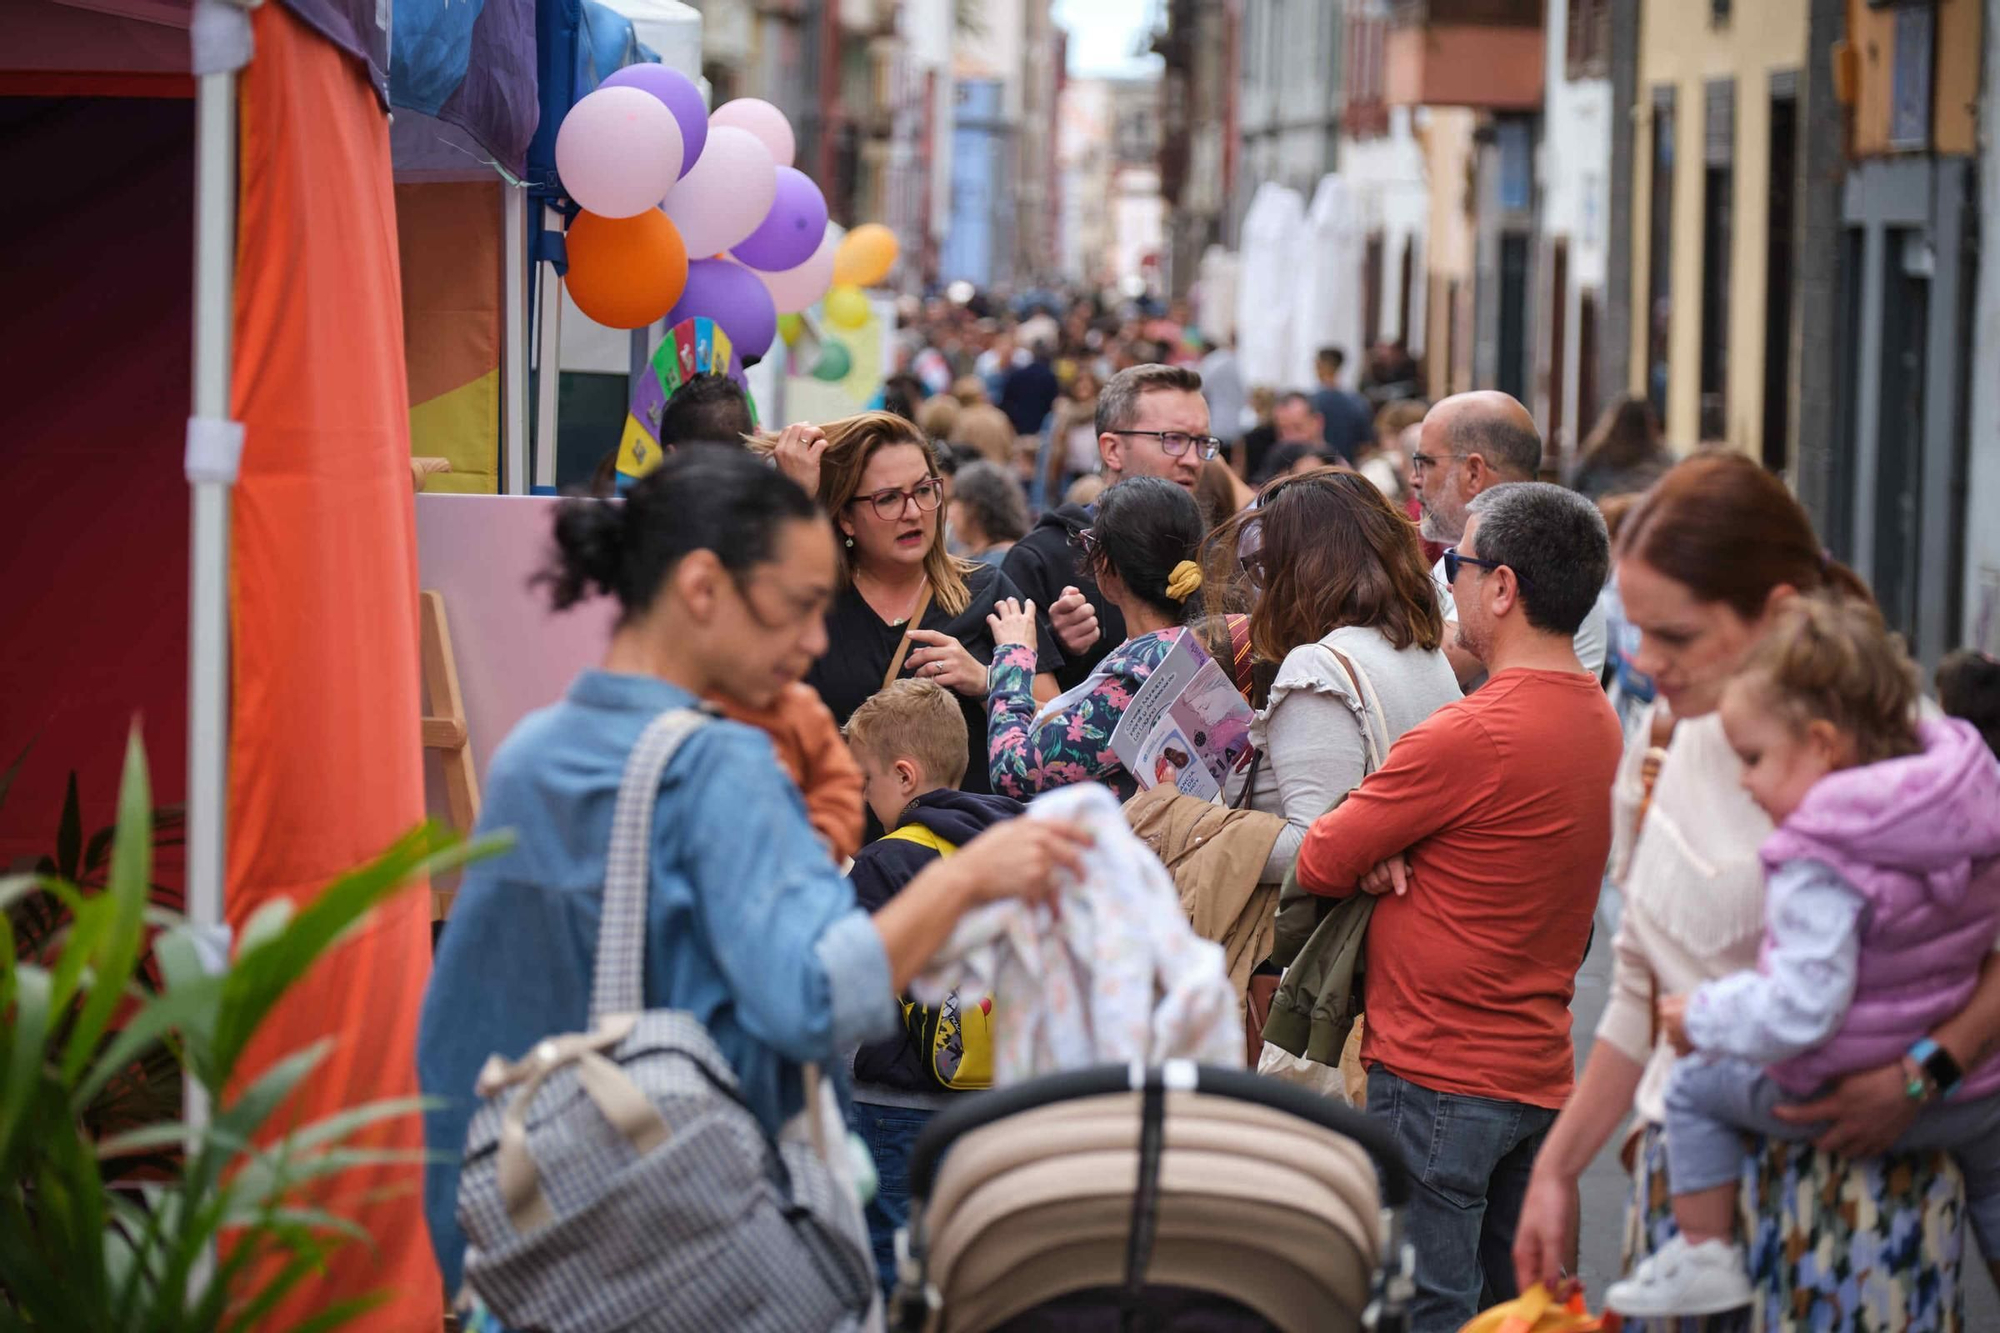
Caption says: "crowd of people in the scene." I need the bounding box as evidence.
[417,304,2000,1333]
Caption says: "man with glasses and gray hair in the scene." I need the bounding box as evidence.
[1412,391,1608,690]
[1294,481,1624,1332]
[1000,363,1221,689]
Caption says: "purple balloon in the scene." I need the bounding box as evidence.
[668,258,778,359]
[599,65,708,179]
[731,167,830,273]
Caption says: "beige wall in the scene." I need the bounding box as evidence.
[1629,0,1807,460]
[1848,0,1981,158]
[1419,108,1479,395]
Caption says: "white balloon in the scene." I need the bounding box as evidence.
[555,86,683,219]
[662,126,778,257]
[709,98,796,169]
[741,229,837,314]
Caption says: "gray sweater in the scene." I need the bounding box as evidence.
[1236,625,1461,883]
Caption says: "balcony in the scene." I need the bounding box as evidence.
[1385,0,1544,111]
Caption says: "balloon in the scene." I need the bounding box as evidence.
[833,223,899,287]
[744,230,836,314]
[811,339,853,382]
[777,313,803,345]
[565,210,689,329]
[599,65,708,179]
[668,257,778,359]
[709,97,795,168]
[555,86,683,218]
[663,126,778,257]
[732,168,829,273]
[824,284,869,330]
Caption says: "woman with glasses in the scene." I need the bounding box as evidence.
[778,412,1063,796]
[987,476,1236,801]
[1206,468,1460,886]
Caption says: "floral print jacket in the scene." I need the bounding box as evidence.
[985,630,1180,802]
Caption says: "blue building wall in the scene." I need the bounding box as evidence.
[943,78,1010,289]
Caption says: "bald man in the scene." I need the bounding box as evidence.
[1412,392,1608,690]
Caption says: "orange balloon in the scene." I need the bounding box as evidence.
[565,209,689,329]
[833,223,899,288]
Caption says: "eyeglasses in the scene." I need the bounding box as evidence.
[850,477,944,521]
[1075,528,1101,560]
[1442,547,1527,587]
[1409,452,1464,473]
[1111,429,1223,461]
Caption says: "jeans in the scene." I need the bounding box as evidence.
[1664,1052,2000,1255]
[1367,1067,1559,1333]
[851,1100,936,1296]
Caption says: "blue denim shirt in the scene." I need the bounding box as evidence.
[418,670,896,1294]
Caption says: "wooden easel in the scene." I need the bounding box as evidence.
[420,589,478,919]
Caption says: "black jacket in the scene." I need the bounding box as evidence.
[999,503,1127,691]
[851,789,1025,1093]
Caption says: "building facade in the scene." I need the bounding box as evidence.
[1537,0,1614,466]
[1234,0,1345,236]
[1338,0,1428,359]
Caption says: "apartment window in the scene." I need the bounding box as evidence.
[1546,238,1569,456]
[1566,0,1610,80]
[1698,78,1734,443]
[1645,86,1676,423]
[1763,76,1799,470]
[1364,231,1385,349]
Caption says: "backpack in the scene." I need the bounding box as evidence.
[882,823,996,1092]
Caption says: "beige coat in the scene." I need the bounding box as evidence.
[1123,785,1285,1010]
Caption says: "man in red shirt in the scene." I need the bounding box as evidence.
[1297,481,1623,1332]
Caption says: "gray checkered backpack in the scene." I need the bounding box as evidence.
[456,708,877,1332]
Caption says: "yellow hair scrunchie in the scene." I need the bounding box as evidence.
[1165,560,1204,602]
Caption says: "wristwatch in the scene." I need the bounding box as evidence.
[1908,1037,1964,1099]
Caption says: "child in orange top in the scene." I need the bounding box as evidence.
[717,681,865,861]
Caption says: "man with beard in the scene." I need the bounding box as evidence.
[1411,392,1607,690]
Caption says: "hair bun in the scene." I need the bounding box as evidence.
[542,498,626,610]
[1166,560,1203,602]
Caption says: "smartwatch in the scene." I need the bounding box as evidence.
[1908,1037,1964,1099]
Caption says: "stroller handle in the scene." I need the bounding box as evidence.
[906,1062,1410,1208]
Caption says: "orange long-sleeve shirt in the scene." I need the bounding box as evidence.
[1296,669,1623,1108]
[718,683,865,862]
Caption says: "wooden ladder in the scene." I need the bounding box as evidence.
[419,589,478,920]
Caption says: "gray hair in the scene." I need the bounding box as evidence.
[1465,482,1609,637]
[1444,409,1545,480]
[949,461,1030,545]
[1096,363,1204,436]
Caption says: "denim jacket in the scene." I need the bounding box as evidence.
[418,670,897,1294]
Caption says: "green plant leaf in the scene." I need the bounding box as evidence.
[60,727,152,1085]
[280,1095,438,1155]
[0,964,52,1164]
[71,970,221,1114]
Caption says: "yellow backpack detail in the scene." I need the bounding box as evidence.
[882,825,995,1092]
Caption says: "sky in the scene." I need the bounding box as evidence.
[1050,0,1163,80]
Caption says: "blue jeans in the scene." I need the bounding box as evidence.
[1367,1067,1559,1333]
[852,1100,936,1296]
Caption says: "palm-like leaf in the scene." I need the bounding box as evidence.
[0,726,511,1332]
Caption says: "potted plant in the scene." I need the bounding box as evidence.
[0,729,505,1330]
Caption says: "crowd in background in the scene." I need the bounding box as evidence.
[423,284,2000,1333]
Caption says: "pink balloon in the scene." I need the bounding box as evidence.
[709,98,796,169]
[555,86,683,218]
[740,231,836,315]
[662,126,777,257]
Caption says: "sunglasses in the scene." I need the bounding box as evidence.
[1442,546,1527,587]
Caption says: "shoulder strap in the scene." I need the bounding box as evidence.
[880,824,958,856]
[590,707,714,1024]
[881,581,935,691]
[1324,645,1394,773]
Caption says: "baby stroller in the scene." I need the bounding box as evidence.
[889,1062,1413,1332]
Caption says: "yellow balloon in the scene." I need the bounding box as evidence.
[833,223,899,288]
[825,284,869,329]
[777,312,803,345]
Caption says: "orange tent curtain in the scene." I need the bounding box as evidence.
[226,4,441,1326]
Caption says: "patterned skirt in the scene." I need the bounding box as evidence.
[1621,1123,1971,1332]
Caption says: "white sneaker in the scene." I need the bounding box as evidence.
[1604,1236,1756,1317]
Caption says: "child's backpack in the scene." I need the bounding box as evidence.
[881,823,996,1092]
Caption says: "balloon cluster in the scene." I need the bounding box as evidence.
[555,70,901,360]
